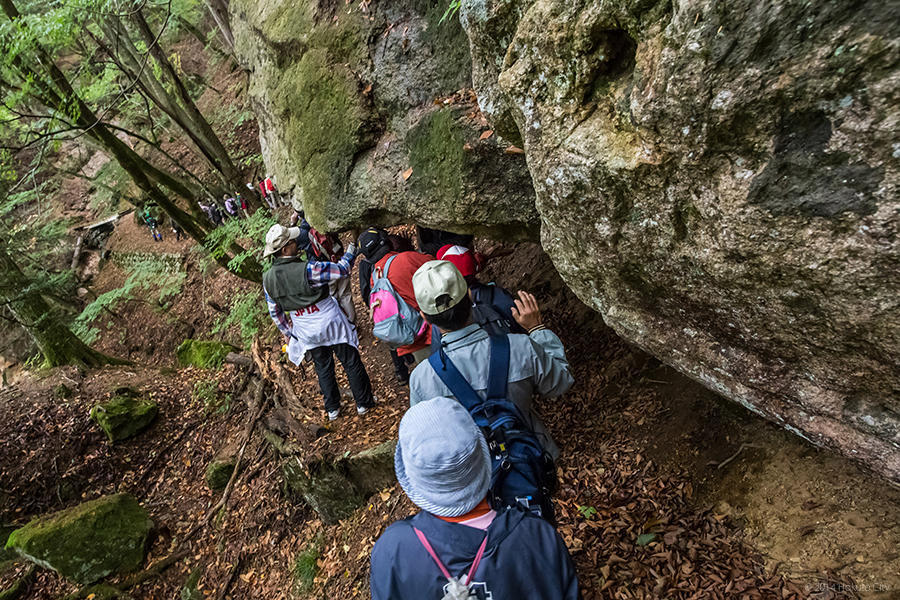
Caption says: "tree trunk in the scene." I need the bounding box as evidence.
[0,0,262,281]
[96,18,233,194]
[204,0,234,52]
[0,246,123,368]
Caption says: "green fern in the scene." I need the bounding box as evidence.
[439,0,463,24]
[211,290,266,350]
[73,255,187,344]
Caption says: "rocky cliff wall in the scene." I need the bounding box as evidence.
[230,0,538,239]
[232,0,899,481]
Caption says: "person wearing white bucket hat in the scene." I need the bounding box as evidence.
[371,397,581,600]
[261,224,375,420]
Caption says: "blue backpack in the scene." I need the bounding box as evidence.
[428,335,557,522]
[369,255,427,347]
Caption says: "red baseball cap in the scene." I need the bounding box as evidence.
[436,244,477,277]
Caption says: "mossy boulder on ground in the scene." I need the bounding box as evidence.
[281,439,396,524]
[0,526,17,563]
[90,389,158,443]
[175,340,235,369]
[4,493,153,584]
[205,458,237,491]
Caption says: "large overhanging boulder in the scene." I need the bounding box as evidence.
[230,0,898,481]
[460,0,899,480]
[230,0,539,239]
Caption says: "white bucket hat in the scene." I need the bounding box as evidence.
[263,224,301,258]
[395,397,491,517]
[412,260,468,316]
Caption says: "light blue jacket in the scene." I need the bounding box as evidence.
[409,323,575,459]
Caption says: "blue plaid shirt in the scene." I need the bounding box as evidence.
[264,244,356,336]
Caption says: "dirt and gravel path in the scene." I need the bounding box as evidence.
[1,233,898,599]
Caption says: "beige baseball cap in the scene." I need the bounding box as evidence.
[413,260,468,315]
[263,224,301,257]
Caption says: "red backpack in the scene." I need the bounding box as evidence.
[309,228,343,262]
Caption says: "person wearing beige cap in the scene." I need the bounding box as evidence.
[262,224,375,420]
[409,260,574,460]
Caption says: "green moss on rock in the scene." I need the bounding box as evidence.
[407,109,466,210]
[275,49,368,228]
[281,440,396,524]
[90,392,158,443]
[205,458,237,491]
[5,494,153,584]
[175,340,234,369]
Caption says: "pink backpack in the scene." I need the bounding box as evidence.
[369,255,427,347]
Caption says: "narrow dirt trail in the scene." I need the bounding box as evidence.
[1,230,898,599]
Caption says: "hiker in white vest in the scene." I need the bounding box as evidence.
[262,224,375,420]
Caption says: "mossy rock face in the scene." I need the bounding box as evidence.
[280,440,396,524]
[175,340,234,369]
[457,0,900,481]
[205,459,237,491]
[90,392,158,443]
[230,0,538,238]
[4,494,153,584]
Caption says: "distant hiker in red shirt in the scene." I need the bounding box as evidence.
[357,227,434,364]
[259,175,280,209]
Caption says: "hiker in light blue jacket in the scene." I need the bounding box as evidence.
[408,260,574,459]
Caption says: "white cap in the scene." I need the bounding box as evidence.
[412,260,468,315]
[263,224,301,257]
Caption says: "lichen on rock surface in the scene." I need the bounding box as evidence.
[4,493,153,584]
[460,0,900,480]
[175,339,234,369]
[90,388,158,443]
[230,0,539,238]
[205,457,237,491]
[281,440,396,524]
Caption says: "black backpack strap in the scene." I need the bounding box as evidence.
[428,349,488,427]
[486,334,510,403]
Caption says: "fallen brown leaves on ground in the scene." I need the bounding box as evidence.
[2,241,871,600]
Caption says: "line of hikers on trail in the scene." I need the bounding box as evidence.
[141,175,293,242]
[261,219,581,599]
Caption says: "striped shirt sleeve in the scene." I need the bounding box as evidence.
[305,244,357,286]
[263,286,292,336]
